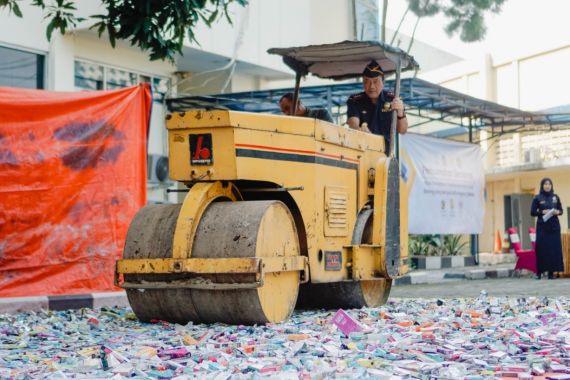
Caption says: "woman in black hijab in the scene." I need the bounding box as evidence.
[530,178,564,279]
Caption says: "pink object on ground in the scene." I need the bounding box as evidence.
[331,309,363,336]
[158,347,190,359]
[508,227,537,274]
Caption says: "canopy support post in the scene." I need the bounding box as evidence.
[390,56,402,159]
[292,72,302,115]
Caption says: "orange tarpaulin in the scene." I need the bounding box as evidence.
[0,84,151,297]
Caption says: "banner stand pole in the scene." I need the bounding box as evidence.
[468,117,479,265]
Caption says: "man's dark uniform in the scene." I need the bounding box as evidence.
[346,60,395,153]
[347,90,394,152]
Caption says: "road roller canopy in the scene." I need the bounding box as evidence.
[267,40,420,80]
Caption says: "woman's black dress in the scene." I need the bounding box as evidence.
[530,193,564,273]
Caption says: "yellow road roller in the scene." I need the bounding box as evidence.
[115,41,419,324]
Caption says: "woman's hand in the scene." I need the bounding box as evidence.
[554,209,561,215]
[542,209,549,215]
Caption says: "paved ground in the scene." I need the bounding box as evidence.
[392,276,570,298]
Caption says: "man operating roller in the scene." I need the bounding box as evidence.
[346,60,408,153]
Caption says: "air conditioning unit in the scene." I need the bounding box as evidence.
[147,154,169,183]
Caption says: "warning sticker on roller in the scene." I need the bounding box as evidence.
[324,251,342,271]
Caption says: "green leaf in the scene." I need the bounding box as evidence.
[207,8,218,23]
[91,21,106,37]
[46,21,56,40]
[31,0,46,8]
[225,9,232,24]
[62,1,76,10]
[445,19,461,35]
[460,12,485,42]
[143,19,151,32]
[132,20,144,34]
[108,24,116,47]
[12,2,22,17]
[197,10,209,24]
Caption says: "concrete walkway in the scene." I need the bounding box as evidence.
[391,276,570,298]
[394,262,519,286]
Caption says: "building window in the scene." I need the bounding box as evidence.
[74,61,104,90]
[152,77,170,102]
[106,68,137,90]
[74,60,170,102]
[0,46,44,89]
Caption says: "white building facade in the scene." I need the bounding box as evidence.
[419,42,570,253]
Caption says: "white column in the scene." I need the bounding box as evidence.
[481,54,494,101]
[512,133,522,166]
[47,34,75,91]
[479,130,497,171]
[511,60,520,108]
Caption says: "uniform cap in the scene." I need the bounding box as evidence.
[363,60,384,78]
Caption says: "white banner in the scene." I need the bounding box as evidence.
[400,133,484,234]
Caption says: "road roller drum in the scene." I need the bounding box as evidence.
[123,199,301,324]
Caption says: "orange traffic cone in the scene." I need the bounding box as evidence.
[494,230,502,254]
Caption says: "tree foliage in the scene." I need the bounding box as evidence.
[407,0,505,42]
[443,0,505,42]
[0,0,248,62]
[382,0,506,53]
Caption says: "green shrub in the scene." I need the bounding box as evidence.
[409,234,438,256]
[441,235,468,256]
[408,234,467,256]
